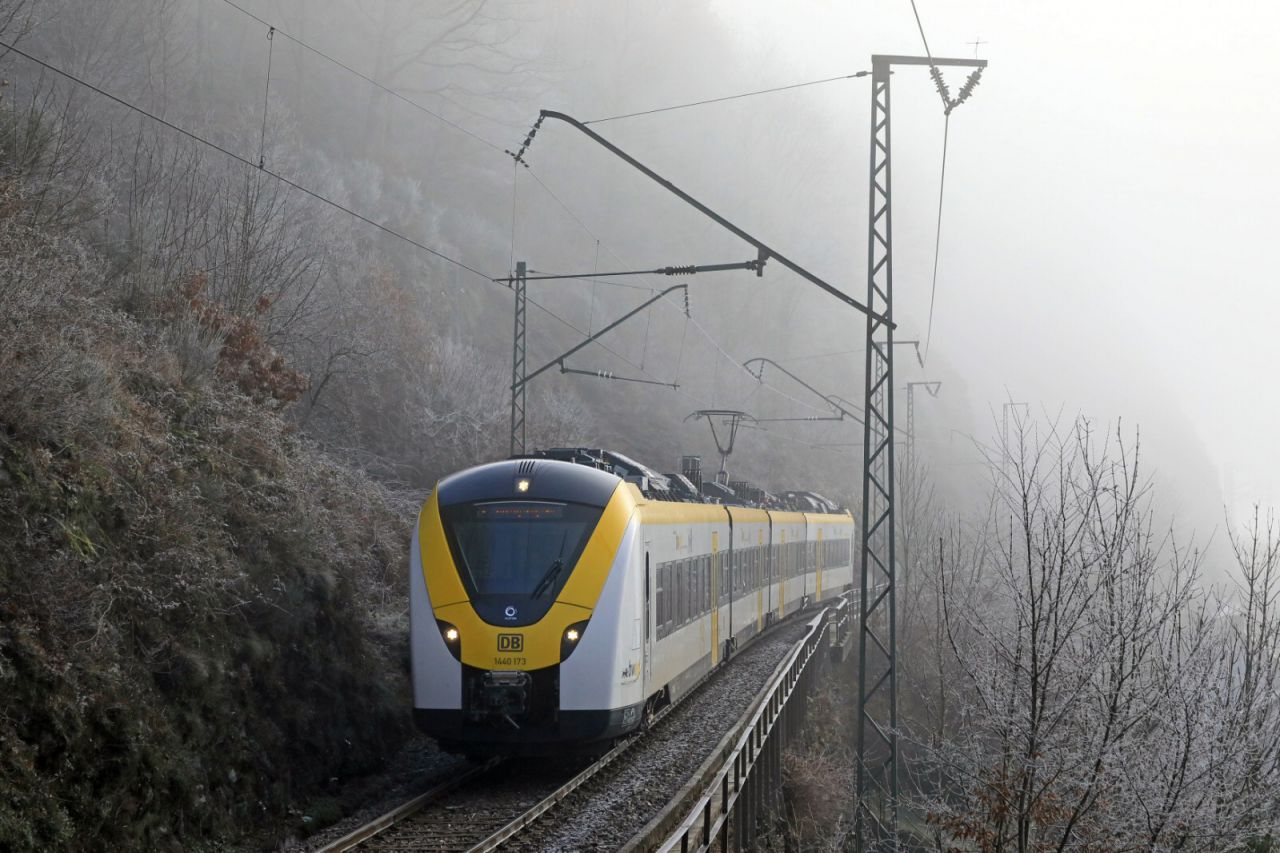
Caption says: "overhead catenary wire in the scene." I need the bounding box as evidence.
[195,3,862,424]
[257,26,275,168]
[906,0,982,363]
[215,0,506,153]
[923,114,950,362]
[0,37,495,283]
[522,164,832,415]
[1,31,691,412]
[7,11,838,435]
[909,0,936,63]
[584,70,871,125]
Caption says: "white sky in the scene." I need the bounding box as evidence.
[701,0,1280,524]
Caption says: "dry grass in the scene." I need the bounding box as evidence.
[0,182,414,851]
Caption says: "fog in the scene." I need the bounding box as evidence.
[23,0,1278,573]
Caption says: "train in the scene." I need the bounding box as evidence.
[409,448,856,756]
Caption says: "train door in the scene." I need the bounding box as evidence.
[710,531,720,666]
[643,552,651,687]
[726,525,734,653]
[816,528,824,601]
[778,528,787,618]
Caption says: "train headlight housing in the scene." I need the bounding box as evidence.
[436,620,462,661]
[560,620,589,661]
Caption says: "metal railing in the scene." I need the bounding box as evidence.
[655,593,860,852]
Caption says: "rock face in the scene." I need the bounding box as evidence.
[0,205,413,851]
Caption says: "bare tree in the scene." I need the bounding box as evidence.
[907,413,1278,851]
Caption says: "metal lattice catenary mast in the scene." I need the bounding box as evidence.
[857,54,985,851]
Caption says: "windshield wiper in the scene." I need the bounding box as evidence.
[530,558,563,599]
[531,530,570,599]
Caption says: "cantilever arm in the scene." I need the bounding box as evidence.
[534,111,894,329]
[743,357,865,425]
[514,284,686,392]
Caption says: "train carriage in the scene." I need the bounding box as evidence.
[410,455,855,756]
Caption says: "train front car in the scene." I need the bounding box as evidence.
[410,458,644,756]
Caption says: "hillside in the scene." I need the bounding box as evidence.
[0,192,413,850]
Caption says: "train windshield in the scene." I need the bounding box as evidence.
[441,500,602,604]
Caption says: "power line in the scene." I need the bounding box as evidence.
[0,37,496,283]
[527,269,651,292]
[0,18,794,429]
[908,0,936,61]
[523,164,830,414]
[923,114,950,362]
[584,70,871,125]
[215,0,505,153]
[906,0,976,364]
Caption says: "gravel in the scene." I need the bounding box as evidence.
[281,737,468,851]
[282,620,809,853]
[512,622,809,852]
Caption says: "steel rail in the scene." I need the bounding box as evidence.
[317,599,858,853]
[315,760,499,852]
[467,699,682,852]
[467,607,816,851]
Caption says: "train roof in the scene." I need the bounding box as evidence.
[436,457,621,508]
[512,447,846,513]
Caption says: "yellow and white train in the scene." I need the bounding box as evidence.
[410,455,855,755]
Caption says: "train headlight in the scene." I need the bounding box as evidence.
[560,620,589,661]
[436,620,462,661]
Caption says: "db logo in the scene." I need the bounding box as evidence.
[497,634,523,652]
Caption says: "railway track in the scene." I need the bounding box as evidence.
[316,704,676,853]
[316,609,829,853]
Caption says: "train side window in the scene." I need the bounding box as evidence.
[696,555,706,614]
[687,558,694,622]
[706,550,716,612]
[688,558,695,621]
[721,550,732,604]
[699,556,707,613]
[660,560,670,635]
[722,552,729,604]
[696,556,704,615]
[675,560,683,626]
[694,557,702,615]
[682,559,690,624]
[671,561,679,627]
[655,564,664,639]
[693,558,701,617]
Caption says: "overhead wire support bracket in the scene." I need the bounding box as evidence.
[513,284,688,394]
[521,111,887,323]
[743,356,863,425]
[756,414,845,423]
[559,364,678,389]
[492,257,763,285]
